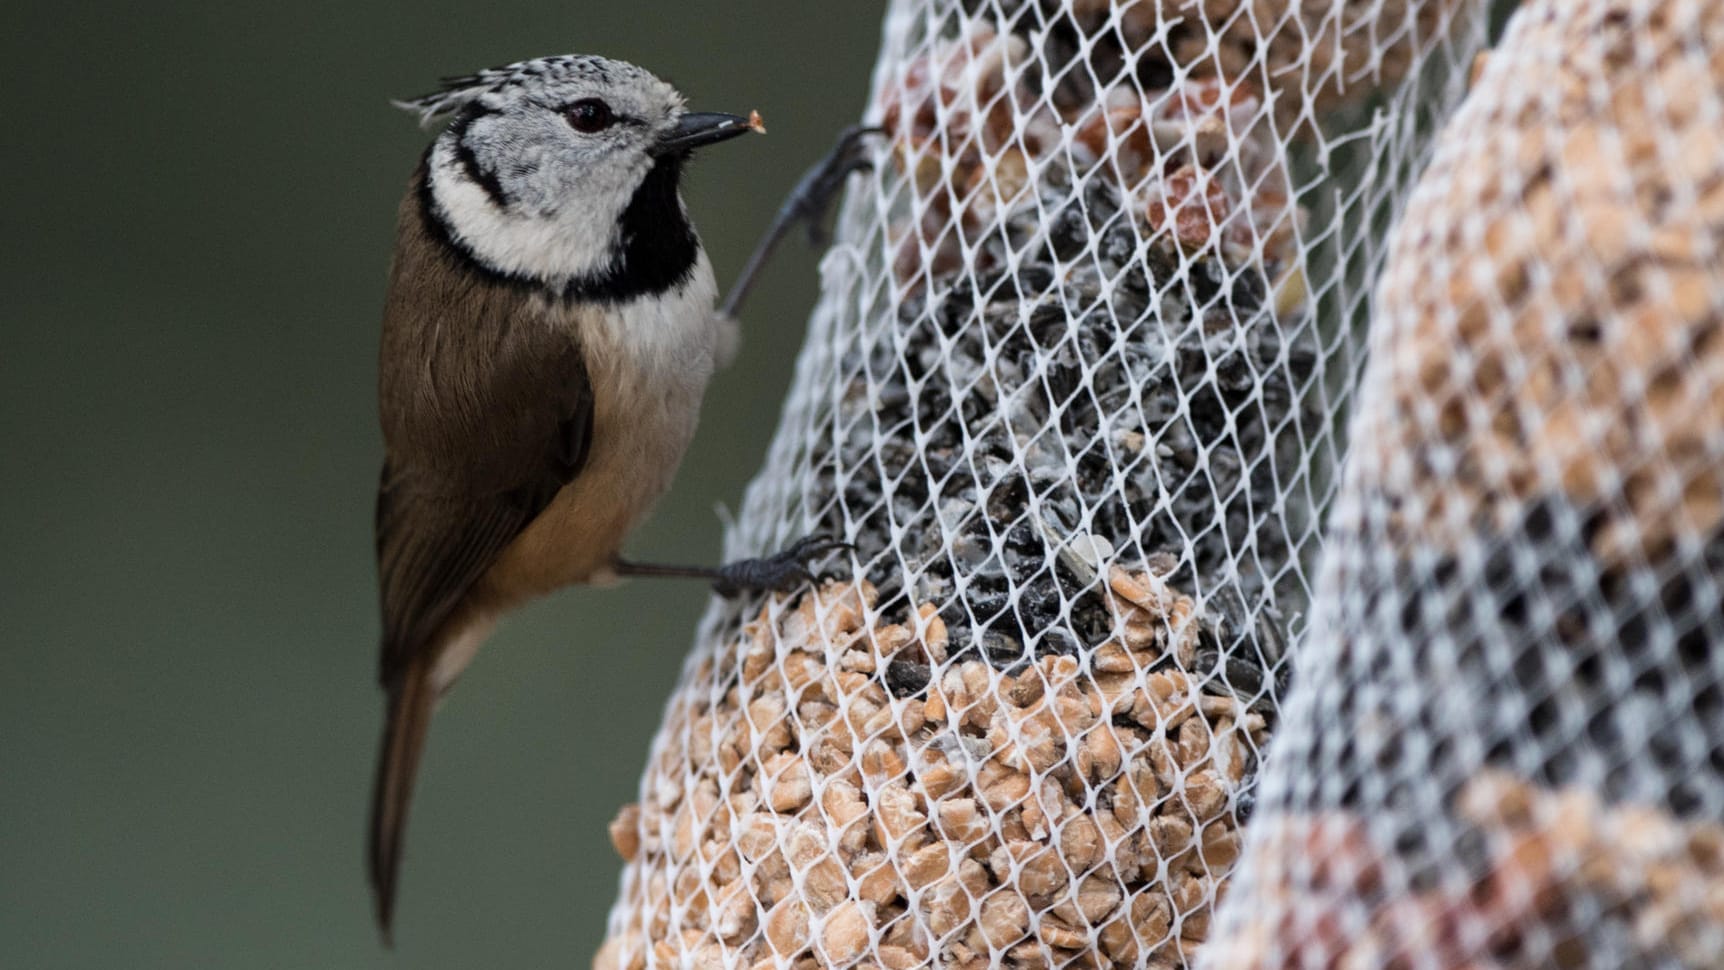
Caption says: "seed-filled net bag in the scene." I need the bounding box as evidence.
[1205,1,1724,967]
[597,1,1495,967]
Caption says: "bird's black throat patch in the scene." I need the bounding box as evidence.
[586,153,699,303]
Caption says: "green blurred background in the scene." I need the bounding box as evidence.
[1,2,882,965]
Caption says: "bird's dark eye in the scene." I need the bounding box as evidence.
[563,98,616,133]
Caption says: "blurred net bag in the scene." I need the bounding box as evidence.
[596,1,1500,967]
[1205,1,1724,966]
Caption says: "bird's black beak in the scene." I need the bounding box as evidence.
[652,112,758,157]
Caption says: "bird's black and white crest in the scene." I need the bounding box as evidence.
[393,55,681,129]
[395,54,707,301]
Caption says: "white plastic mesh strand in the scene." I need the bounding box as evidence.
[596,2,1503,968]
[1204,1,1724,966]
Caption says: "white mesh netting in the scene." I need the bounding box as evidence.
[596,1,1723,968]
[1205,1,1724,966]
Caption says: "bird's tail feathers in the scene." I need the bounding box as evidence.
[367,662,435,946]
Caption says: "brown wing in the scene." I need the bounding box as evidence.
[367,384,592,936]
[372,161,597,686]
[373,395,593,686]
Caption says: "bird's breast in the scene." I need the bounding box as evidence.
[581,250,724,386]
[478,261,725,600]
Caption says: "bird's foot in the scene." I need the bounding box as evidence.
[786,124,882,248]
[717,125,883,320]
[711,535,854,598]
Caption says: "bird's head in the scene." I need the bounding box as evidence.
[397,54,758,295]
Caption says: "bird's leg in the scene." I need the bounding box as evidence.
[708,535,855,598]
[717,124,882,321]
[614,535,854,598]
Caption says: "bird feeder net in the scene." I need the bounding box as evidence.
[1203,1,1724,966]
[592,0,1716,966]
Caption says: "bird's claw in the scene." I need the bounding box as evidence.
[789,126,882,246]
[793,125,882,247]
[712,534,855,598]
[718,125,883,320]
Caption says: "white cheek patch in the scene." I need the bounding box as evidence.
[428,140,626,282]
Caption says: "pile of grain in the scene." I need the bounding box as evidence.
[599,575,1267,970]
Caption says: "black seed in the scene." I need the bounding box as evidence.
[885,658,932,698]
